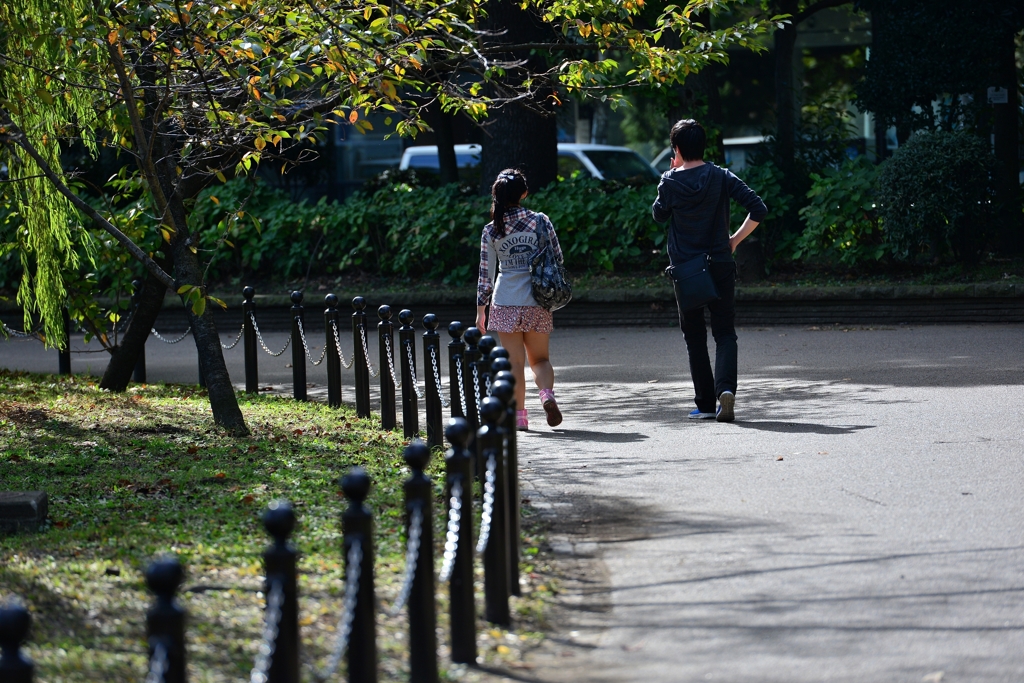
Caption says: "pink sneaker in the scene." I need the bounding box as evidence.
[516,409,529,432]
[539,389,562,427]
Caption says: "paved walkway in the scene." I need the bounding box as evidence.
[2,323,1023,682]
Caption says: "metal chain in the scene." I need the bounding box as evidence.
[115,307,135,334]
[429,347,452,408]
[249,579,285,683]
[311,540,362,683]
[1,322,41,339]
[485,373,493,397]
[476,454,497,554]
[330,321,355,369]
[251,313,291,357]
[384,335,402,389]
[405,341,425,399]
[145,641,168,683]
[387,503,423,616]
[297,318,327,366]
[472,365,481,408]
[222,321,244,350]
[455,356,468,416]
[150,327,192,344]
[438,479,464,583]
[359,324,380,378]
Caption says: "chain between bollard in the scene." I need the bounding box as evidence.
[384,335,402,389]
[455,357,468,416]
[484,373,492,397]
[330,320,355,369]
[310,539,362,683]
[151,327,192,344]
[406,341,425,399]
[297,318,327,366]
[359,324,380,378]
[222,321,245,350]
[145,641,169,683]
[387,502,423,616]
[250,313,291,357]
[430,346,451,408]
[476,454,497,554]
[249,579,285,683]
[438,479,463,583]
[1,322,43,339]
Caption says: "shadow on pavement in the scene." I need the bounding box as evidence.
[730,421,876,435]
[530,428,649,444]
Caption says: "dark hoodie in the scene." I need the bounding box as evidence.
[652,163,767,265]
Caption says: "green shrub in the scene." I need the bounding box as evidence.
[729,159,794,258]
[877,130,996,262]
[794,156,886,265]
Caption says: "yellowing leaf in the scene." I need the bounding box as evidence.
[254,136,266,151]
[177,285,192,295]
[35,89,54,105]
[209,196,220,205]
[161,228,172,242]
[348,109,358,123]
[215,171,227,183]
[107,30,118,45]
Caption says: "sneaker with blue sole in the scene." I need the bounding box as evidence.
[716,391,735,422]
[688,409,716,420]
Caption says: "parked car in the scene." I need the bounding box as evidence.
[651,136,769,174]
[399,143,660,181]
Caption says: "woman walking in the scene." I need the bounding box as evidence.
[476,168,564,431]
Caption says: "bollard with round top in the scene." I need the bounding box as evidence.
[461,327,482,446]
[262,501,299,683]
[403,441,438,683]
[0,601,34,683]
[377,305,397,431]
[145,556,187,683]
[443,418,477,663]
[477,336,497,398]
[131,279,147,384]
[398,310,419,438]
[489,377,521,597]
[243,286,258,393]
[422,314,443,449]
[291,291,307,401]
[341,468,377,683]
[325,294,342,408]
[478,396,511,626]
[447,322,466,419]
[352,297,372,418]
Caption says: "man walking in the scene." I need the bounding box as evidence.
[652,119,767,422]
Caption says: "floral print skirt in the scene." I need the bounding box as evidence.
[488,305,554,334]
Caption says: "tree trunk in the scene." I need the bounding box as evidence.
[430,103,460,185]
[992,25,1020,253]
[98,270,166,391]
[667,11,725,164]
[773,0,799,181]
[478,0,559,193]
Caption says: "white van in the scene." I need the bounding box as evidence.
[651,136,769,174]
[399,143,660,181]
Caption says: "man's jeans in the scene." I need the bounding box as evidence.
[674,261,738,414]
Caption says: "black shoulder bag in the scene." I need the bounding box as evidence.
[530,219,572,311]
[664,169,725,312]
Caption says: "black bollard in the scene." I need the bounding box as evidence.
[243,286,258,393]
[398,310,419,438]
[262,501,300,683]
[378,306,397,431]
[352,297,371,419]
[402,441,438,683]
[477,336,496,399]
[291,291,307,401]
[145,557,187,683]
[478,397,511,626]
[443,419,477,664]
[489,376,521,597]
[447,322,466,419]
[131,279,146,384]
[58,305,71,376]
[422,314,443,450]
[0,601,34,683]
[489,347,510,385]
[325,294,342,409]
[461,327,482,439]
[341,468,377,683]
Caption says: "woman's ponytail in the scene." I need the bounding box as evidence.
[490,168,528,238]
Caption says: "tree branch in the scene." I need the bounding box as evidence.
[794,0,852,25]
[1,109,174,289]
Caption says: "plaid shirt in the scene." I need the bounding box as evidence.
[477,206,564,306]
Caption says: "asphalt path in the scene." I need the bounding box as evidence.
[2,322,1023,682]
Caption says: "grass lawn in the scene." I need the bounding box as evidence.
[0,371,552,681]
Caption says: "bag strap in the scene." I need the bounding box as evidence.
[535,214,551,252]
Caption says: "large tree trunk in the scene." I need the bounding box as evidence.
[98,270,166,391]
[992,24,1020,254]
[773,0,799,182]
[429,103,461,185]
[478,0,559,193]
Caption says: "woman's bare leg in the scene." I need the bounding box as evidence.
[523,331,554,394]
[497,330,528,409]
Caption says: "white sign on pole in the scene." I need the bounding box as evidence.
[987,87,1009,104]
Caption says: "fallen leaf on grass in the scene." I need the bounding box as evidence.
[242,495,255,505]
[248,445,258,453]
[215,472,227,479]
[187,446,198,454]
[293,429,303,436]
